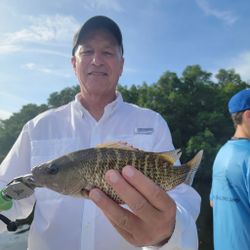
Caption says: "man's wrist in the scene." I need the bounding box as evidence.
[147,219,176,249]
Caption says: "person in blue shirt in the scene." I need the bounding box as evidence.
[210,89,250,250]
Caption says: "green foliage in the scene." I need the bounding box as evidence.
[0,104,48,160]
[117,84,139,104]
[48,85,80,108]
[216,68,242,85]
[0,65,249,249]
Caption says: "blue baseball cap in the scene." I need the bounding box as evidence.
[228,89,250,114]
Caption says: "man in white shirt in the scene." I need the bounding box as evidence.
[0,16,201,250]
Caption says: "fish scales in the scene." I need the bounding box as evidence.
[107,148,180,195]
[31,145,203,203]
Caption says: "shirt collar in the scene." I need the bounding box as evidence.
[73,91,123,120]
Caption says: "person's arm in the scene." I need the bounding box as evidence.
[150,183,200,250]
[89,166,176,247]
[89,113,200,249]
[89,167,200,250]
[146,114,200,249]
[0,124,35,232]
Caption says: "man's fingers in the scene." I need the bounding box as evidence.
[122,165,175,212]
[89,176,176,247]
[108,217,137,246]
[89,188,141,234]
[105,169,160,220]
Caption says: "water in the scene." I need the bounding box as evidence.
[0,230,28,250]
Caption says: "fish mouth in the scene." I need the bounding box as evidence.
[31,170,43,188]
[30,168,46,187]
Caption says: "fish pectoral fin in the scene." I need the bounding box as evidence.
[184,150,203,185]
[80,184,95,198]
[158,149,182,165]
[80,189,90,198]
[96,141,139,151]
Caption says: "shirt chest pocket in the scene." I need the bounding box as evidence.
[30,138,85,167]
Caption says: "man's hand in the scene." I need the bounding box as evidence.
[89,165,176,247]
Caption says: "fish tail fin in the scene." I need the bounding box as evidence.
[184,150,203,185]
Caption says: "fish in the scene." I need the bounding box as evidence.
[31,142,203,203]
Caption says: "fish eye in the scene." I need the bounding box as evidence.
[47,163,59,175]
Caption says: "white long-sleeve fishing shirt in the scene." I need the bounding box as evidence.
[0,93,200,250]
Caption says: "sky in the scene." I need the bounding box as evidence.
[0,0,250,120]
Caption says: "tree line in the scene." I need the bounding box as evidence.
[0,65,249,249]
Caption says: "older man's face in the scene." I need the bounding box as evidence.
[72,29,124,100]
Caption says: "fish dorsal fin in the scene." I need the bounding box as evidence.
[158,149,182,164]
[96,141,139,151]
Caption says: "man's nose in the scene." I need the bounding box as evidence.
[91,52,103,66]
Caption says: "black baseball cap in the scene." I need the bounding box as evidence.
[72,16,123,56]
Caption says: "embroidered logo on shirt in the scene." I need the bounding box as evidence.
[134,128,154,135]
[211,195,240,203]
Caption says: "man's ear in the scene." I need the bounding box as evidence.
[71,56,76,71]
[119,56,124,76]
[244,110,250,119]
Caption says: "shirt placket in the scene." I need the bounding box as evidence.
[79,99,118,250]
